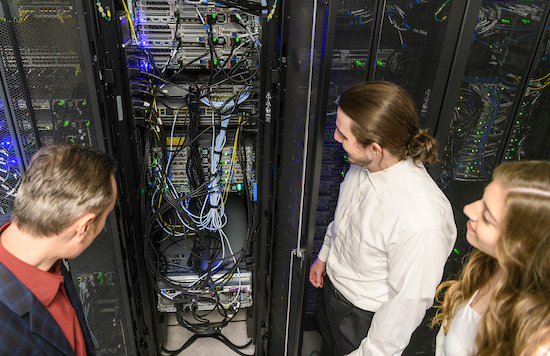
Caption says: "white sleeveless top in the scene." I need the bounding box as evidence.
[435,291,481,356]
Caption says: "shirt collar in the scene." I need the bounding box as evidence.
[366,157,420,194]
[0,224,64,307]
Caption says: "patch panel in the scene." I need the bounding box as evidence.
[132,1,261,69]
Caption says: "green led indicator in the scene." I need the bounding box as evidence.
[376,60,384,66]
[502,19,510,23]
[236,37,240,42]
[214,59,218,65]
[356,60,363,66]
[82,100,87,105]
[212,13,216,18]
[86,121,90,127]
[213,36,217,42]
[64,120,69,127]
[59,100,65,106]
[522,19,530,24]
[454,248,460,255]
[236,183,242,191]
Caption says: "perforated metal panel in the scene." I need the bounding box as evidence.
[0,12,31,211]
[0,1,135,354]
[5,1,97,148]
[0,93,21,213]
[0,14,38,158]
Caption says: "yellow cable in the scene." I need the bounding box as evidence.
[507,72,550,90]
[530,72,550,82]
[122,0,139,45]
[267,0,278,22]
[223,118,242,203]
[529,78,550,91]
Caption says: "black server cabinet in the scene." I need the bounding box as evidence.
[118,1,267,355]
[263,1,471,355]
[0,0,154,355]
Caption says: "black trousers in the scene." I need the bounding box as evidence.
[317,275,375,356]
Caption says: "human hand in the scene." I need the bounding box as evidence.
[309,258,326,288]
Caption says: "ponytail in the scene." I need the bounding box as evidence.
[407,128,439,164]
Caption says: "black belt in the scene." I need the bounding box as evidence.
[330,283,354,306]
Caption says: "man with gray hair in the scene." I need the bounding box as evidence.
[0,143,117,356]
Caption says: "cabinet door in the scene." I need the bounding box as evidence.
[502,13,550,162]
[0,1,138,354]
[371,0,467,130]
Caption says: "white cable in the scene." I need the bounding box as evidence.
[197,89,251,232]
[219,228,241,307]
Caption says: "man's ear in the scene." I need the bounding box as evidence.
[369,142,383,157]
[73,213,97,241]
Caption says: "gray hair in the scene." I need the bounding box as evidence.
[12,143,117,237]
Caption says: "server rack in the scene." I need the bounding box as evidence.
[116,1,271,355]
[263,0,471,354]
[280,1,474,355]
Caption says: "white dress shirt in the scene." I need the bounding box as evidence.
[317,158,457,356]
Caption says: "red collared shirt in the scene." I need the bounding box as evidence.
[0,223,87,355]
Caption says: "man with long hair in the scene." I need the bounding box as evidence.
[309,81,457,356]
[0,143,117,355]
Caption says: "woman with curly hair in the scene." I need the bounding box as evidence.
[433,160,550,356]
